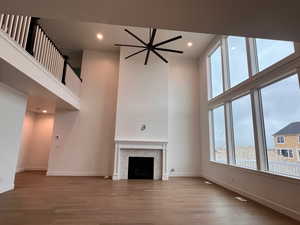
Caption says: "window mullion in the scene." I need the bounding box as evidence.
[221,36,235,165]
[247,37,268,171]
[225,102,236,165]
[209,110,216,161]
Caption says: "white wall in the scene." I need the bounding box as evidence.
[16,112,35,172]
[47,49,201,177]
[168,57,201,177]
[47,51,119,176]
[198,40,300,221]
[0,82,27,193]
[17,112,54,171]
[115,48,168,141]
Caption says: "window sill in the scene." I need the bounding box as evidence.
[208,160,300,185]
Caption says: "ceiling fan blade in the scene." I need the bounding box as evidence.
[155,47,184,54]
[115,44,145,48]
[149,28,157,45]
[144,49,150,65]
[153,35,182,48]
[125,29,147,46]
[151,49,168,63]
[125,48,147,59]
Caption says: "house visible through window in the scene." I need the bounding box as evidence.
[276,136,285,144]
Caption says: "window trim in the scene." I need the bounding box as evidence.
[207,35,300,181]
[276,136,285,144]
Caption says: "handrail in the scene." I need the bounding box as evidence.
[0,13,82,91]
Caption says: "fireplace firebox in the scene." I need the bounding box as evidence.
[128,157,154,179]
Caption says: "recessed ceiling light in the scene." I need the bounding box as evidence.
[97,33,103,40]
[42,110,47,113]
[187,42,193,47]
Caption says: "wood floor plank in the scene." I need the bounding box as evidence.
[0,171,298,225]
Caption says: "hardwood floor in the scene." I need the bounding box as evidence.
[0,171,298,225]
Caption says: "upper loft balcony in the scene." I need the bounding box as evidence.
[0,14,82,111]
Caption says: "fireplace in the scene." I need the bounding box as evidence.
[113,139,169,180]
[128,157,154,179]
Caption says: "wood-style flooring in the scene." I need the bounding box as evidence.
[0,171,298,225]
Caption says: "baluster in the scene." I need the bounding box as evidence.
[8,15,14,37]
[40,33,47,67]
[32,26,39,56]
[49,45,55,74]
[37,29,44,62]
[0,14,4,29]
[4,14,10,33]
[19,16,28,47]
[22,17,31,48]
[45,39,51,71]
[12,16,19,40]
[35,27,42,60]
[16,16,23,44]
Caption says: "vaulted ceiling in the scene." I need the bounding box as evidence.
[1,0,300,41]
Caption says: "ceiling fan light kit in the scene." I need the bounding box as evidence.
[115,28,184,65]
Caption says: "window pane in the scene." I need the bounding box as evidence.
[232,95,256,169]
[210,47,223,98]
[261,74,300,178]
[227,36,249,87]
[212,106,227,163]
[256,39,294,72]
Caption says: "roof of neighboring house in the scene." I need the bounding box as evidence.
[273,122,300,136]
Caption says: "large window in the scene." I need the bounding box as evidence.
[261,74,300,178]
[232,95,256,169]
[209,46,223,98]
[256,39,295,72]
[211,106,227,163]
[207,35,299,180]
[227,36,249,87]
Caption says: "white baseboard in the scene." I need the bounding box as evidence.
[24,167,47,171]
[47,170,106,177]
[169,171,201,177]
[203,175,300,222]
[16,167,25,173]
[0,183,14,194]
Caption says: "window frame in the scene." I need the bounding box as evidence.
[207,35,300,180]
[209,104,228,164]
[207,41,224,100]
[276,136,285,144]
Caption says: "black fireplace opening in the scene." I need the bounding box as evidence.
[128,157,154,179]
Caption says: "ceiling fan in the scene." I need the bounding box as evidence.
[115,28,184,65]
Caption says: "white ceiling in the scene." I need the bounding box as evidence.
[1,0,300,41]
[39,19,215,59]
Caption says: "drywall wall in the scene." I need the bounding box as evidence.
[198,39,300,221]
[115,48,168,141]
[48,49,201,177]
[0,82,27,193]
[17,112,54,171]
[47,51,119,176]
[16,112,35,172]
[168,57,201,177]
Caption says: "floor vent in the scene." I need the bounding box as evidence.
[235,196,248,202]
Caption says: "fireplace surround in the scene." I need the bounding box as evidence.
[113,139,169,180]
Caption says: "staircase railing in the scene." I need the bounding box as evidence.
[0,13,82,96]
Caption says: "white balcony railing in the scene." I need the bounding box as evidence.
[0,14,31,49]
[32,25,65,81]
[65,64,81,97]
[0,13,82,98]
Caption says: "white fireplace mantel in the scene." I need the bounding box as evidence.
[113,139,169,180]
